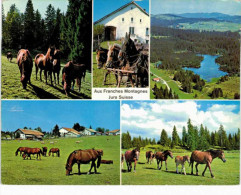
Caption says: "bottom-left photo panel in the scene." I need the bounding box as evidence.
[1,100,120,185]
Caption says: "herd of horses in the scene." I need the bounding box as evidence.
[96,33,149,87]
[122,149,226,178]
[10,46,86,96]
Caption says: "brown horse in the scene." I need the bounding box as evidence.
[155,150,173,171]
[17,49,33,89]
[35,46,55,84]
[124,148,140,172]
[96,47,108,69]
[52,49,61,85]
[42,147,47,157]
[48,148,60,157]
[15,147,29,156]
[24,148,43,160]
[62,61,86,96]
[7,52,13,62]
[190,150,226,178]
[175,155,190,175]
[65,149,103,176]
[146,151,155,164]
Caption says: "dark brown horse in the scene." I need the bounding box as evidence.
[190,150,226,178]
[124,148,140,172]
[42,147,47,157]
[48,148,60,157]
[62,61,86,96]
[65,149,103,175]
[52,49,61,85]
[96,47,108,69]
[15,147,29,156]
[7,52,13,62]
[24,148,43,160]
[146,151,155,164]
[17,49,33,89]
[35,46,55,84]
[155,150,173,171]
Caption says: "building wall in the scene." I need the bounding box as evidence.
[59,128,68,137]
[59,128,79,137]
[96,4,149,43]
[15,130,26,139]
[83,129,91,136]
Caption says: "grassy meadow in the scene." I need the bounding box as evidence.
[1,55,91,99]
[122,145,240,185]
[1,136,120,185]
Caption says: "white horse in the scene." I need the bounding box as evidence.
[175,155,190,175]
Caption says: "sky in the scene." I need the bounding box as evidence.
[2,0,68,17]
[1,100,120,132]
[94,0,149,22]
[151,0,241,16]
[121,100,240,140]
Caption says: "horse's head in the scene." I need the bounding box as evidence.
[132,148,140,160]
[218,150,226,163]
[47,45,56,62]
[121,32,136,57]
[166,150,173,159]
[96,149,103,168]
[65,163,72,176]
[106,44,120,68]
[96,49,107,69]
[19,50,32,89]
[184,155,190,164]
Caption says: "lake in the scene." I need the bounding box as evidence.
[183,55,227,82]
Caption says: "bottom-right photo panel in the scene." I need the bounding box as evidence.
[121,100,240,185]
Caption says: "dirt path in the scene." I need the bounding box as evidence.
[152,72,170,91]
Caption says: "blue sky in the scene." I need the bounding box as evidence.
[94,0,149,22]
[151,0,241,16]
[121,100,240,140]
[1,101,120,132]
[2,0,68,17]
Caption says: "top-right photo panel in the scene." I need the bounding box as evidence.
[150,0,240,100]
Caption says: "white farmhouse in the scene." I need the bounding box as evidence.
[83,128,97,136]
[59,127,82,138]
[14,129,44,140]
[94,1,150,44]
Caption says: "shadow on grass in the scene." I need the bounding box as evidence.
[29,84,59,99]
[72,172,101,175]
[143,167,156,170]
[138,162,145,164]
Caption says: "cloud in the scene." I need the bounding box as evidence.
[9,106,24,112]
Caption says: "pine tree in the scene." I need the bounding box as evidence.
[34,9,43,49]
[45,4,56,46]
[160,129,168,146]
[182,126,187,146]
[171,125,180,147]
[218,125,228,148]
[53,125,60,137]
[187,118,196,151]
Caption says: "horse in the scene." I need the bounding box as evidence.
[35,46,55,85]
[52,49,61,85]
[17,49,33,89]
[175,155,190,175]
[146,151,155,164]
[7,52,13,62]
[15,147,29,156]
[62,61,86,96]
[124,148,140,172]
[155,150,173,171]
[121,153,124,169]
[96,47,108,69]
[190,150,226,178]
[42,147,47,157]
[48,148,60,157]
[23,148,43,160]
[65,149,103,176]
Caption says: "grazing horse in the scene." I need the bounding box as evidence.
[52,49,61,85]
[35,46,55,84]
[15,147,29,156]
[124,148,140,172]
[96,47,108,69]
[190,150,226,178]
[7,52,13,62]
[24,148,43,160]
[155,150,173,171]
[48,148,60,157]
[175,155,190,175]
[146,151,155,164]
[65,149,103,176]
[62,61,86,96]
[17,49,33,89]
[42,147,47,157]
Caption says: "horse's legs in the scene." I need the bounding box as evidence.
[176,163,179,174]
[49,71,53,85]
[130,162,132,172]
[117,73,122,88]
[195,163,199,176]
[165,160,168,171]
[114,72,118,86]
[202,164,208,176]
[134,160,137,173]
[57,72,60,85]
[44,70,48,84]
[78,163,81,175]
[35,65,38,80]
[40,69,42,81]
[88,161,94,174]
[207,162,214,178]
[157,159,159,169]
[191,161,194,175]
[160,161,163,170]
[103,71,108,85]
[94,161,97,174]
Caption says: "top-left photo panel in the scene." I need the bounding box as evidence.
[1,0,92,99]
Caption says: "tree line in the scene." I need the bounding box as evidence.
[2,0,92,68]
[122,118,240,151]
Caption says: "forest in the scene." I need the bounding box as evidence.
[1,0,92,69]
[122,119,240,151]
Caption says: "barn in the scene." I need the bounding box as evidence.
[94,1,149,43]
[14,129,44,140]
[108,129,120,136]
[83,128,97,136]
[59,127,82,137]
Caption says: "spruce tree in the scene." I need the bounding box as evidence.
[160,129,168,146]
[172,125,180,147]
[45,4,56,47]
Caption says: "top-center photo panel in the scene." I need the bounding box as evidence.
[93,0,150,89]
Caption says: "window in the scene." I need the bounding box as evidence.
[122,18,124,22]
[131,7,133,10]
[146,40,149,44]
[140,19,142,23]
[129,27,134,35]
[131,17,133,23]
[146,28,149,36]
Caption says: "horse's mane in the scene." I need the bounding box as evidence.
[206,149,222,155]
[163,150,169,153]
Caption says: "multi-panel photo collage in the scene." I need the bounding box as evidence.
[1,0,240,193]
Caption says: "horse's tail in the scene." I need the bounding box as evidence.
[189,156,194,167]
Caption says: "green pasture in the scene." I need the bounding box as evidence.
[1,136,120,185]
[150,63,240,99]
[122,146,240,185]
[1,55,91,99]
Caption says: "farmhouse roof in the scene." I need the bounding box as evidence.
[62,127,81,135]
[17,129,44,136]
[85,128,97,133]
[109,129,120,133]
[94,1,149,24]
